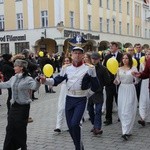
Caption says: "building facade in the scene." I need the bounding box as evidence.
[0,0,149,54]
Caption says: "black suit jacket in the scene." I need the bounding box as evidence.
[103,52,123,84]
[134,52,145,71]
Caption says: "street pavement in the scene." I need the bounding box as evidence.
[0,84,150,150]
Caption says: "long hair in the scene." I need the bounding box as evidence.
[120,53,133,69]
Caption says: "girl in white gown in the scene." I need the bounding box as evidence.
[54,56,72,133]
[138,50,150,126]
[114,53,139,140]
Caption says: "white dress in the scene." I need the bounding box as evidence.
[139,63,150,122]
[116,67,138,135]
[55,81,68,130]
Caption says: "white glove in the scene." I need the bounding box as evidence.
[88,67,97,77]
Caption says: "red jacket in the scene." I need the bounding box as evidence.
[140,58,150,89]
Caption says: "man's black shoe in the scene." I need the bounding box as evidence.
[54,128,61,133]
[103,120,112,126]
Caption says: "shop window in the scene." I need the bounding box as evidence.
[1,43,9,54]
[15,42,29,54]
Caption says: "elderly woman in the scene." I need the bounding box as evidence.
[1,59,40,150]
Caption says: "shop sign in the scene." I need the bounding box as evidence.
[0,34,26,42]
[64,30,100,40]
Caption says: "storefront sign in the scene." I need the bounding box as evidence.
[0,34,26,42]
[64,30,100,40]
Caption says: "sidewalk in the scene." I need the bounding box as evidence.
[0,85,150,150]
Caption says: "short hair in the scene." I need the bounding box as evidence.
[111,41,119,47]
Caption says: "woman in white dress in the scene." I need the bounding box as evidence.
[54,56,72,133]
[138,50,150,126]
[114,53,138,141]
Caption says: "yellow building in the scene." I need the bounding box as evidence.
[0,0,149,54]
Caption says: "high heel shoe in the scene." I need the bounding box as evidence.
[122,134,128,141]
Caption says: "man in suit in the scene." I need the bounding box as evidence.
[103,41,123,125]
[133,43,145,101]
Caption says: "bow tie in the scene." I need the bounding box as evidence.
[111,54,115,57]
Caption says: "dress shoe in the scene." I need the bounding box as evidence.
[54,128,61,133]
[103,120,112,126]
[50,90,56,93]
[93,129,103,135]
[138,120,145,127]
[32,97,38,100]
[122,134,128,141]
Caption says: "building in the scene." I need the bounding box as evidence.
[0,0,149,55]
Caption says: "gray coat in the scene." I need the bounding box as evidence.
[0,74,40,105]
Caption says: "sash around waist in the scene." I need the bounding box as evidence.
[67,90,88,97]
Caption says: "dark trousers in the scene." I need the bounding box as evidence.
[7,88,12,115]
[135,81,141,102]
[105,84,118,122]
[65,96,86,150]
[3,102,30,150]
[87,102,103,129]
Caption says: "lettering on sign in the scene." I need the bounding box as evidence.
[0,34,26,42]
[64,30,100,40]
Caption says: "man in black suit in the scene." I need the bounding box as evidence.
[103,41,123,125]
[133,43,145,101]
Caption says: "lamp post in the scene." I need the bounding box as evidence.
[56,21,65,53]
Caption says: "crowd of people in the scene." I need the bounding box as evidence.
[0,40,150,150]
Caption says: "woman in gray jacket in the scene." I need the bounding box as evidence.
[0,59,40,150]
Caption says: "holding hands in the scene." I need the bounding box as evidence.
[131,71,141,78]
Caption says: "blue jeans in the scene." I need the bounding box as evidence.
[88,102,103,129]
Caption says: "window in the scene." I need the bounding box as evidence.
[107,0,109,9]
[99,0,102,7]
[88,15,92,30]
[16,13,23,29]
[0,15,4,31]
[87,0,91,4]
[113,20,116,33]
[70,11,74,28]
[145,10,147,19]
[135,5,140,17]
[99,17,103,32]
[106,19,110,32]
[119,21,122,34]
[113,0,116,11]
[127,23,130,35]
[145,29,147,38]
[16,0,22,1]
[1,43,9,54]
[138,26,140,37]
[41,10,48,28]
[15,42,29,54]
[0,0,4,4]
[127,2,130,15]
[119,0,122,13]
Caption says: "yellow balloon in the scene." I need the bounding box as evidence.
[43,64,54,77]
[39,51,44,57]
[106,58,119,75]
[132,58,137,67]
[140,56,145,64]
[98,51,102,55]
